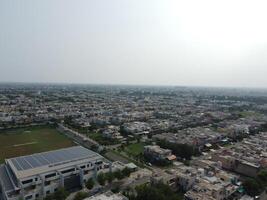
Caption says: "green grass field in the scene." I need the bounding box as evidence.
[125,143,145,156]
[0,126,75,163]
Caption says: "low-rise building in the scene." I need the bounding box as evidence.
[211,132,267,177]
[144,145,176,163]
[102,126,124,141]
[121,122,151,136]
[84,191,128,200]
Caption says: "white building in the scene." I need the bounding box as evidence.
[0,146,111,200]
[84,191,128,200]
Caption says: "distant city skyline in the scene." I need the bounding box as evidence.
[1,0,267,88]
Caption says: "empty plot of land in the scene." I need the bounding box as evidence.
[0,126,75,163]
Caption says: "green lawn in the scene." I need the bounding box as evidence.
[0,126,75,163]
[125,143,145,156]
[88,132,103,141]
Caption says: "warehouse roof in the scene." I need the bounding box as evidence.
[6,146,104,178]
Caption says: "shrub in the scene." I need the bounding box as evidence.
[97,172,106,186]
[73,192,88,200]
[86,178,95,190]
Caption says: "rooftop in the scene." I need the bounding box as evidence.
[85,191,128,200]
[6,146,104,178]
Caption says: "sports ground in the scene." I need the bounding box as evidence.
[0,126,75,163]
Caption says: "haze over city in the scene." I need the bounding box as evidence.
[1,0,267,88]
[2,1,267,200]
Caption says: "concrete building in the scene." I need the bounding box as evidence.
[144,145,176,163]
[121,122,151,136]
[84,191,128,200]
[102,125,124,141]
[0,146,111,200]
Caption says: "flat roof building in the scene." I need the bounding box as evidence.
[84,191,128,200]
[144,145,176,163]
[0,146,111,200]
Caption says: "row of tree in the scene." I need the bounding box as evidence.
[97,167,132,186]
[44,188,69,200]
[243,170,267,197]
[73,191,88,200]
[124,183,183,200]
[156,139,199,160]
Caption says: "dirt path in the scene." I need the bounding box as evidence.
[13,142,38,147]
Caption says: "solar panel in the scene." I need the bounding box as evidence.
[30,155,43,167]
[44,153,58,163]
[11,158,23,171]
[24,156,39,168]
[16,157,31,170]
[33,154,50,165]
[8,146,102,171]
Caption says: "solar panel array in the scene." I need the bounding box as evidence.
[9,146,101,171]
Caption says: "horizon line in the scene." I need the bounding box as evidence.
[0,81,267,90]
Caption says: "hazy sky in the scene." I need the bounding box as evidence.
[1,0,267,88]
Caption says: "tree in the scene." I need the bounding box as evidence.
[105,172,114,183]
[120,125,128,136]
[129,183,182,200]
[241,170,267,197]
[97,172,106,186]
[156,139,198,160]
[114,170,124,180]
[44,188,68,200]
[243,178,263,197]
[183,160,190,166]
[122,167,131,177]
[86,178,95,190]
[120,144,125,151]
[257,170,267,184]
[44,195,54,200]
[53,188,68,200]
[73,192,88,200]
[111,186,120,194]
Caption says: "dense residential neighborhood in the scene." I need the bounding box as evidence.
[1,84,267,200]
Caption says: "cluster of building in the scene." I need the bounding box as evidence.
[1,85,266,142]
[101,125,124,141]
[2,85,267,199]
[152,160,242,200]
[152,127,224,151]
[145,132,267,199]
[211,132,267,178]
